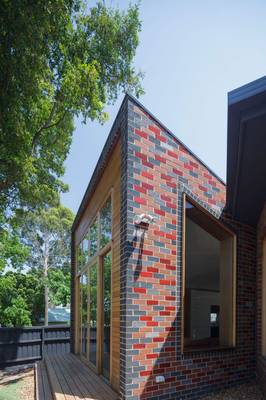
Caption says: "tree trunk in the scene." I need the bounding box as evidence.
[44,255,49,326]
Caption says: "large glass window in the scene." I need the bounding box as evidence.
[89,263,98,366]
[103,252,111,378]
[183,197,236,351]
[100,197,112,248]
[80,273,88,357]
[77,193,113,376]
[90,219,98,258]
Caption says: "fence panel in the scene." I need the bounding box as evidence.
[0,325,70,367]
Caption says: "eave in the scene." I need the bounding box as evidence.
[226,76,266,226]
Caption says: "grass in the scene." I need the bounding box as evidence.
[0,378,22,400]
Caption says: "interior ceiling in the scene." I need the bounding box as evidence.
[186,218,220,291]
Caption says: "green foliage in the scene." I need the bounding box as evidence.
[20,205,74,323]
[0,0,143,215]
[2,296,31,328]
[0,271,44,327]
[20,205,74,271]
[0,0,142,326]
[48,268,71,306]
[0,216,29,272]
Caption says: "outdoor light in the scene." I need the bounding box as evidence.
[134,213,155,225]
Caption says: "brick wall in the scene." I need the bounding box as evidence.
[256,203,266,396]
[120,98,257,400]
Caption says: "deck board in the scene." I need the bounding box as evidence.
[57,354,95,400]
[67,354,116,400]
[36,361,53,400]
[43,354,118,400]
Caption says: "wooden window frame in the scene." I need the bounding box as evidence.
[181,193,237,353]
[75,189,114,378]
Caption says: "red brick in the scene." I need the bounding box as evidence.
[134,196,147,205]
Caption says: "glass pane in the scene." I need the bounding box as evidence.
[90,220,98,257]
[89,263,97,366]
[80,273,88,357]
[83,233,89,265]
[77,243,84,273]
[103,252,111,379]
[100,197,112,248]
[185,200,220,349]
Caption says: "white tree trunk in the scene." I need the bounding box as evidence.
[44,251,49,326]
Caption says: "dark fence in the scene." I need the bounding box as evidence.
[0,325,70,367]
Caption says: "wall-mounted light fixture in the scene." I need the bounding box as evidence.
[133,213,155,238]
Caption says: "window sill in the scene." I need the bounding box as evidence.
[184,345,235,354]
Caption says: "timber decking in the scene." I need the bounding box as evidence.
[36,360,53,400]
[37,353,118,400]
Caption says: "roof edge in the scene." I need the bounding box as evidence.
[72,92,226,232]
[71,94,128,232]
[228,75,266,106]
[126,93,225,186]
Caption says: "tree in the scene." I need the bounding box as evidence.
[0,0,143,217]
[20,205,74,325]
[0,215,29,272]
[0,271,44,327]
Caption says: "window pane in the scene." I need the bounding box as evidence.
[89,263,97,366]
[185,201,221,349]
[90,219,98,257]
[77,243,84,273]
[80,273,88,357]
[83,233,89,265]
[103,252,111,379]
[100,197,112,248]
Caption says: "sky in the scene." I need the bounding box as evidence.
[61,0,266,213]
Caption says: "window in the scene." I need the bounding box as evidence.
[77,242,85,273]
[183,196,236,351]
[80,272,88,357]
[100,197,112,248]
[103,251,111,378]
[89,263,98,366]
[76,193,113,377]
[89,218,98,258]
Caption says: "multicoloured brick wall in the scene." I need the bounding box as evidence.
[120,97,257,400]
[256,203,266,396]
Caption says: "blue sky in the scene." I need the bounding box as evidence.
[61,0,266,213]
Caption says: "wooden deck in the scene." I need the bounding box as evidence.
[36,354,118,400]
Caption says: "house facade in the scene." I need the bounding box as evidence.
[71,77,266,399]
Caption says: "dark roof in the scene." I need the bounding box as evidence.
[72,94,225,232]
[226,76,266,225]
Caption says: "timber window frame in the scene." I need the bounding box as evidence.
[75,189,113,376]
[182,193,237,352]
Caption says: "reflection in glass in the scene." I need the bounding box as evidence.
[90,220,98,257]
[100,198,112,248]
[185,200,220,348]
[103,252,111,379]
[83,233,90,265]
[80,273,88,357]
[77,243,84,273]
[89,263,97,366]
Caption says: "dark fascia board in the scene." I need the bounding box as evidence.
[72,93,225,233]
[228,75,266,106]
[226,75,266,221]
